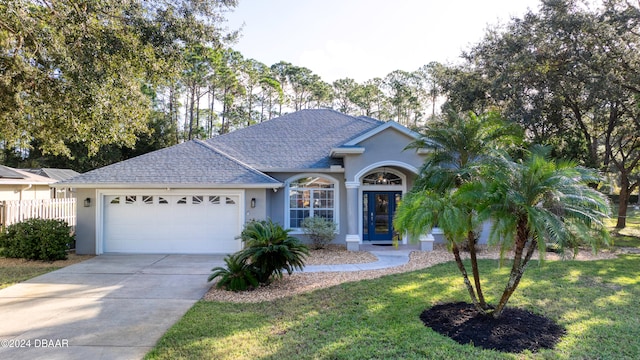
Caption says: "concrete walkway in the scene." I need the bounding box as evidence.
[0,254,225,360]
[303,248,413,272]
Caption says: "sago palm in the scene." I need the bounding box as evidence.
[238,219,309,284]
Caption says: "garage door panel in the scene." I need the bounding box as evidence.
[103,193,242,253]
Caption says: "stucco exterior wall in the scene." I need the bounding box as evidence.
[0,185,52,201]
[343,128,425,182]
[75,188,97,254]
[244,188,268,222]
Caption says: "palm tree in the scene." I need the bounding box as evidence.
[469,148,611,318]
[396,110,523,312]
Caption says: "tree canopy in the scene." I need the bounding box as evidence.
[0,0,237,158]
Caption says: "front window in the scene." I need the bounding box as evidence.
[288,176,336,228]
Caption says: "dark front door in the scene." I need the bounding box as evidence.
[363,191,401,242]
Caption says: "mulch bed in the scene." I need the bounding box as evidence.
[420,302,566,353]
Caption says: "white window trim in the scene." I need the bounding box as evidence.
[284,173,340,234]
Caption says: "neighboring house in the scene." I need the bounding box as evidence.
[22,168,81,199]
[55,109,435,255]
[0,166,56,201]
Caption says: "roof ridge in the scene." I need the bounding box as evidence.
[193,139,280,184]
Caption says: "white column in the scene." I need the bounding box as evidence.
[345,181,360,251]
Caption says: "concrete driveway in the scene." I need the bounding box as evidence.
[0,254,225,360]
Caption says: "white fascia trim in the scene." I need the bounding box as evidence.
[53,183,283,189]
[342,121,421,146]
[259,167,345,173]
[329,147,365,157]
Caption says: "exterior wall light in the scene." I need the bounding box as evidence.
[250,198,256,208]
[84,197,91,207]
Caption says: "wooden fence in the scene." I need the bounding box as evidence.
[0,198,76,230]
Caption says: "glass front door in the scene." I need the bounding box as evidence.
[363,191,401,242]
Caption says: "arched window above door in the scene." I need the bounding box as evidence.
[362,170,402,185]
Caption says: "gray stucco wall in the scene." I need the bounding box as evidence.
[244,188,268,222]
[343,127,425,182]
[75,188,97,255]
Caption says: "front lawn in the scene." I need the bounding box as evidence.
[146,255,640,359]
[0,253,93,289]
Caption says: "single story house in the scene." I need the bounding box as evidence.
[56,109,444,255]
[22,168,81,199]
[0,165,57,201]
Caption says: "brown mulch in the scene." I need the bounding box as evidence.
[420,302,566,353]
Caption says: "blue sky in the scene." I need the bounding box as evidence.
[224,0,543,83]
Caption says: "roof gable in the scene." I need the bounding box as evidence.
[341,121,420,146]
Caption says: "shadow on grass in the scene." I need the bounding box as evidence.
[146,255,640,360]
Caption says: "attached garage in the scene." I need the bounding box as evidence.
[100,192,243,254]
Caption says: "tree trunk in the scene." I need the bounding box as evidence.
[492,220,536,318]
[451,242,486,315]
[188,85,196,140]
[467,230,488,309]
[617,173,630,229]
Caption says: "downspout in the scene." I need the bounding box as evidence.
[19,184,32,201]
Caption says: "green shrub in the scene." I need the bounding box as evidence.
[208,253,259,292]
[238,219,309,284]
[301,217,336,249]
[0,218,73,261]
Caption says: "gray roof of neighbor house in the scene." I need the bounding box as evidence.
[55,140,281,188]
[206,109,383,169]
[0,165,57,185]
[0,165,24,179]
[23,168,80,181]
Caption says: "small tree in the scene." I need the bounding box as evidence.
[301,217,336,249]
[472,149,611,317]
[396,147,611,318]
[397,110,523,311]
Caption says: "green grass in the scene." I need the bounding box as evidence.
[146,255,640,360]
[607,204,640,248]
[0,266,62,289]
[0,253,93,289]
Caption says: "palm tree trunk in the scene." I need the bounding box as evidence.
[451,242,487,315]
[492,222,537,318]
[467,230,488,309]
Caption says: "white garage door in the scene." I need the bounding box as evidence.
[102,194,242,253]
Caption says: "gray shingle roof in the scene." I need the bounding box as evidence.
[0,165,25,179]
[57,140,280,187]
[23,168,81,181]
[206,109,383,169]
[56,109,390,187]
